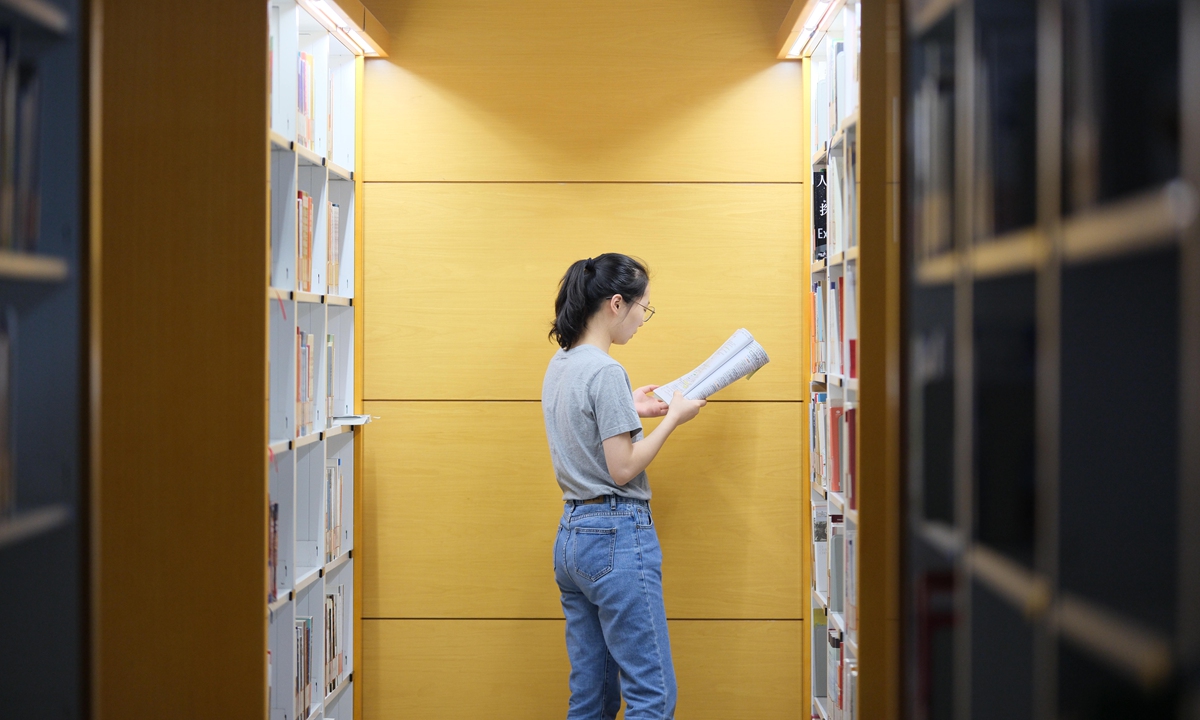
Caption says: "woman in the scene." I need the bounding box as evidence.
[542,253,706,720]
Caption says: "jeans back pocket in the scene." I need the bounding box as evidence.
[571,527,617,582]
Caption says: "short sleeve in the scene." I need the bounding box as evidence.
[590,364,643,441]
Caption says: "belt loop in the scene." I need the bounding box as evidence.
[608,495,617,511]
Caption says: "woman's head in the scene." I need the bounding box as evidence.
[549,253,651,350]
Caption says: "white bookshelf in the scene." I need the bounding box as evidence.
[804,3,861,719]
[266,1,361,717]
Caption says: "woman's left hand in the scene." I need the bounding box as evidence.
[633,385,669,418]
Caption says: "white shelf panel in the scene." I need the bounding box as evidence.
[911,0,958,36]
[812,588,829,609]
[829,610,846,633]
[0,504,70,549]
[268,592,292,614]
[828,491,845,512]
[811,481,827,499]
[814,695,830,720]
[0,251,69,282]
[324,548,351,574]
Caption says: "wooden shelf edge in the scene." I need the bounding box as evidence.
[0,251,69,282]
[814,695,831,720]
[295,143,325,168]
[294,432,320,449]
[911,0,958,36]
[268,130,292,151]
[811,481,827,499]
[295,290,323,304]
[828,491,845,512]
[324,671,353,705]
[812,587,829,608]
[324,549,351,574]
[828,610,846,633]
[1063,180,1197,264]
[0,504,71,549]
[323,424,350,439]
[268,591,292,614]
[843,246,859,261]
[971,228,1046,279]
[1054,593,1174,688]
[326,294,352,306]
[327,162,353,181]
[845,508,859,524]
[295,566,321,593]
[914,252,957,286]
[268,439,291,455]
[916,520,965,557]
[0,0,69,35]
[967,543,1051,617]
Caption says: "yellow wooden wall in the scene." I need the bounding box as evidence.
[359,1,805,716]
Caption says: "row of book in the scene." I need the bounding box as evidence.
[324,584,346,695]
[0,32,41,253]
[816,609,864,720]
[268,502,281,602]
[324,458,344,563]
[810,270,859,379]
[295,49,341,159]
[810,5,860,149]
[812,504,859,720]
[0,308,12,520]
[810,391,858,503]
[297,331,339,438]
[295,615,314,715]
[297,190,344,295]
[911,41,955,260]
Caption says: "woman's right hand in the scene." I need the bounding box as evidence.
[667,391,707,425]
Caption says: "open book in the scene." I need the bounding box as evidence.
[654,329,770,405]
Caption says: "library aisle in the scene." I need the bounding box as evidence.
[359,0,806,717]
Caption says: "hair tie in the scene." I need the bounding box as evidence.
[584,258,595,272]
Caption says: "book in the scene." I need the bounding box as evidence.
[324,584,345,694]
[297,51,314,150]
[326,203,340,294]
[845,660,858,720]
[654,329,769,405]
[812,501,829,595]
[268,502,279,602]
[811,390,828,487]
[295,615,313,714]
[812,607,828,701]
[814,170,828,259]
[844,267,858,379]
[829,405,844,493]
[845,521,857,639]
[827,627,843,720]
[324,458,342,563]
[0,308,11,518]
[297,190,313,293]
[829,514,845,613]
[814,281,827,373]
[326,334,335,424]
[845,407,857,509]
[828,278,842,376]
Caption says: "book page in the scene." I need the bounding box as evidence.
[653,329,753,403]
[654,329,769,404]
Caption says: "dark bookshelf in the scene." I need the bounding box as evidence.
[903,0,1198,717]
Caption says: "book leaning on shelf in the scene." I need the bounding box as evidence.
[653,329,769,405]
[268,502,280,602]
[295,615,313,714]
[297,329,316,436]
[324,458,342,563]
[326,203,340,294]
[324,584,345,694]
[298,190,314,293]
[297,50,314,150]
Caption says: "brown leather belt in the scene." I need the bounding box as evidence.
[576,496,609,505]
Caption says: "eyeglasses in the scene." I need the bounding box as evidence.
[607,296,655,322]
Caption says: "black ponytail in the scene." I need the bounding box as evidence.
[549,253,650,349]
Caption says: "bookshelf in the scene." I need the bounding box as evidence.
[267,1,380,717]
[0,0,85,713]
[904,0,1200,718]
[780,0,903,716]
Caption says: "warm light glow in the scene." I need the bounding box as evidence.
[346,28,375,56]
[311,0,347,29]
[804,0,831,30]
[787,30,812,58]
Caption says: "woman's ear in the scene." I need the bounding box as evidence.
[608,294,624,315]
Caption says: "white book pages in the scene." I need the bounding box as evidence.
[654,329,770,405]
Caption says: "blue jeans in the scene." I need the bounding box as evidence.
[554,496,677,720]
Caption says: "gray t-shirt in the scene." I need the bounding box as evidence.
[542,344,650,501]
